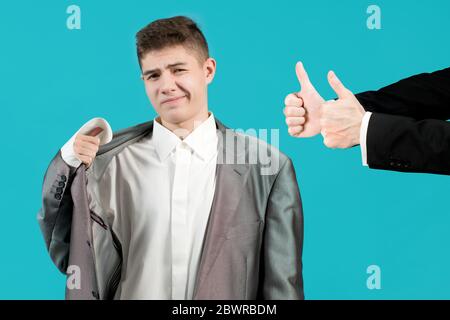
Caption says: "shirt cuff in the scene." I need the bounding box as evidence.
[60,117,113,168]
[360,112,372,167]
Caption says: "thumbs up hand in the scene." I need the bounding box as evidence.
[283,63,366,148]
[283,62,325,137]
[320,71,365,149]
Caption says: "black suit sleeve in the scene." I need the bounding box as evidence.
[365,113,450,175]
[356,67,450,120]
[354,67,450,175]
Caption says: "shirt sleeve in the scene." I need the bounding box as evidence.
[60,117,113,168]
[360,112,373,167]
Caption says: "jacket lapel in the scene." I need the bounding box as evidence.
[193,120,250,298]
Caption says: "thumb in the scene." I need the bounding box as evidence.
[295,61,313,90]
[86,127,103,137]
[328,71,352,99]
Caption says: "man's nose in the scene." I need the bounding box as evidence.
[160,74,177,95]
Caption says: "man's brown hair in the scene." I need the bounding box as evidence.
[136,16,209,68]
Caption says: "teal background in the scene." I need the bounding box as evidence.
[1,0,449,299]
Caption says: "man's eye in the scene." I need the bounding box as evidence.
[174,69,186,73]
[147,74,159,80]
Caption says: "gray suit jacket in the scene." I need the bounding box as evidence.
[37,118,304,300]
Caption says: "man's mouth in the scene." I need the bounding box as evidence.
[161,95,187,105]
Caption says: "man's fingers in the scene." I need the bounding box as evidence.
[87,127,103,137]
[77,127,103,146]
[77,133,101,145]
[74,139,99,153]
[74,145,98,158]
[77,154,91,162]
[323,134,342,149]
[288,126,304,137]
[283,106,306,117]
[286,117,306,126]
[323,135,334,148]
[284,93,303,107]
[327,70,352,99]
[295,61,312,89]
[322,131,351,148]
[77,154,93,165]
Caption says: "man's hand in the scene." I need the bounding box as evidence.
[283,61,325,137]
[320,71,365,149]
[73,127,103,168]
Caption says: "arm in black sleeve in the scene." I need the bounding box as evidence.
[356,67,450,120]
[366,113,450,175]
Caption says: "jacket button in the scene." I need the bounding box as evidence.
[58,181,65,187]
[389,161,395,167]
[56,187,63,193]
[55,193,62,200]
[61,175,67,182]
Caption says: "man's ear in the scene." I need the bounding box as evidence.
[204,57,216,84]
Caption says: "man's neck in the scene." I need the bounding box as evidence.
[159,111,210,140]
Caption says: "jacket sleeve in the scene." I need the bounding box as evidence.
[356,67,450,120]
[261,157,304,299]
[37,151,77,274]
[366,113,450,175]
[355,67,450,175]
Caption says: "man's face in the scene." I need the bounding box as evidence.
[140,45,216,125]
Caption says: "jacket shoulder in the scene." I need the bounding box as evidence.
[98,120,154,156]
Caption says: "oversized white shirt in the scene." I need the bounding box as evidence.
[61,114,218,299]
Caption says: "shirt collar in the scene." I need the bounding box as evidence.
[153,113,218,162]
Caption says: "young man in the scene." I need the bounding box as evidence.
[38,16,304,300]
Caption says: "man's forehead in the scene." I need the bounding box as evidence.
[141,46,196,68]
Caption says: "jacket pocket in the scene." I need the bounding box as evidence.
[90,210,122,299]
[90,210,108,230]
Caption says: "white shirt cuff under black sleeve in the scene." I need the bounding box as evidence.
[60,117,113,168]
[360,112,372,167]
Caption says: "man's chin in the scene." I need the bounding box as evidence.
[159,108,191,125]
